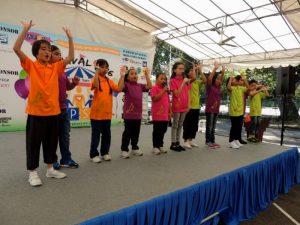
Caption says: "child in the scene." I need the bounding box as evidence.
[182,63,206,148]
[169,62,195,152]
[150,73,171,155]
[13,21,74,186]
[227,74,249,149]
[248,80,269,142]
[118,67,152,159]
[205,63,225,148]
[89,59,122,163]
[50,45,79,169]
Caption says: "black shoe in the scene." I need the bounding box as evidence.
[239,139,247,144]
[177,145,186,151]
[170,143,181,152]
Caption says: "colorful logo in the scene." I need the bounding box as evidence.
[14,70,29,99]
[25,32,52,45]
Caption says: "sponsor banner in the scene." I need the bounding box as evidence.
[0,22,150,131]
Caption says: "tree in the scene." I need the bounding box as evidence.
[152,39,194,77]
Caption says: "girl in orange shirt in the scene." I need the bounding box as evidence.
[89,59,122,163]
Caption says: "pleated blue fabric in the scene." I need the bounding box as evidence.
[79,148,300,225]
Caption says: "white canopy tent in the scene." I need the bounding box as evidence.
[56,0,300,69]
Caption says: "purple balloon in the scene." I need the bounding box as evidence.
[25,76,29,90]
[15,79,29,99]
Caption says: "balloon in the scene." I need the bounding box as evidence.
[25,76,30,90]
[15,79,29,99]
[19,69,27,79]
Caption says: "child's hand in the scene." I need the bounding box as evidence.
[184,78,190,84]
[73,76,80,85]
[221,65,225,72]
[63,27,73,39]
[21,20,34,30]
[163,86,169,92]
[197,63,202,71]
[168,111,172,120]
[214,61,220,69]
[120,65,127,76]
[144,67,150,76]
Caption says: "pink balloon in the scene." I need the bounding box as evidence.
[15,79,29,99]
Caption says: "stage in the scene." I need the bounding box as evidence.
[0,124,299,225]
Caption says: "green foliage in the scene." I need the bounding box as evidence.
[152,39,194,77]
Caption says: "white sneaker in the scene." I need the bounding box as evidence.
[28,171,42,187]
[91,156,102,163]
[234,140,243,147]
[229,141,240,149]
[121,151,130,159]
[132,149,143,156]
[189,140,199,147]
[102,154,111,161]
[152,148,161,155]
[46,168,66,179]
[183,141,192,149]
[159,147,168,153]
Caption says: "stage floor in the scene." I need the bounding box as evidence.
[0,124,290,225]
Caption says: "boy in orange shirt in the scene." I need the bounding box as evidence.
[13,20,74,186]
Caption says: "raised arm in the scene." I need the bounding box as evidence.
[118,65,127,92]
[13,20,34,62]
[197,63,207,84]
[144,67,152,90]
[207,62,219,86]
[62,27,74,67]
[227,75,234,92]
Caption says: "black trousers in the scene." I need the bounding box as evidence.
[121,119,141,151]
[183,109,200,140]
[152,121,168,148]
[26,115,59,170]
[90,119,111,158]
[229,115,244,142]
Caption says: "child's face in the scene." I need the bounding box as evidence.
[250,82,257,90]
[127,69,138,83]
[174,64,185,77]
[96,64,109,76]
[51,49,62,63]
[37,43,51,63]
[156,74,167,86]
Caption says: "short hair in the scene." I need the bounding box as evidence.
[235,75,241,81]
[31,40,51,58]
[95,59,109,68]
[156,73,166,79]
[51,45,59,52]
[249,79,258,85]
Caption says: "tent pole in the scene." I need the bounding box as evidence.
[280,94,286,146]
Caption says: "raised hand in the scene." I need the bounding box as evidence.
[184,78,190,83]
[62,27,73,39]
[214,61,220,69]
[73,76,80,85]
[144,67,150,76]
[120,65,127,76]
[21,20,34,30]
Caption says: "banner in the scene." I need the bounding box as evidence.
[0,22,150,131]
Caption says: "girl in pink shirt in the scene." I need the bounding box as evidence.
[150,73,171,155]
[169,62,195,152]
